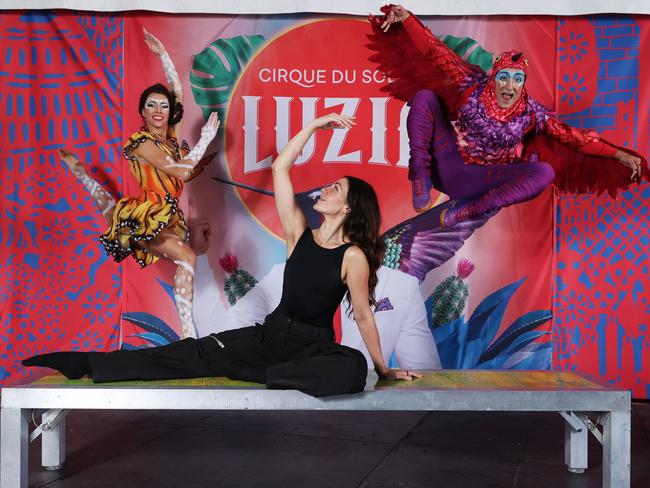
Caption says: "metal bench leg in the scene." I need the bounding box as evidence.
[1,408,29,488]
[602,411,630,488]
[41,410,67,470]
[561,411,588,473]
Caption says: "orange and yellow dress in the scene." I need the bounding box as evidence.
[99,131,189,267]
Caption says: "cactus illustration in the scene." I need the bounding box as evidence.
[219,253,258,306]
[431,277,552,370]
[430,258,475,327]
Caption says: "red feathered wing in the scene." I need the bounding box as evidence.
[367,7,484,117]
[524,118,649,198]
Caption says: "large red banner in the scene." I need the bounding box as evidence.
[1,11,647,398]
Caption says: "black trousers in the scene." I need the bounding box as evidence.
[89,310,368,397]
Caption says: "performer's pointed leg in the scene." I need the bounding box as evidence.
[442,162,555,228]
[59,149,116,224]
[174,259,198,339]
[140,232,198,339]
[407,90,438,212]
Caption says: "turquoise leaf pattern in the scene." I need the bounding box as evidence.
[190,35,265,124]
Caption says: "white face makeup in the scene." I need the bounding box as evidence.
[494,69,525,109]
[141,95,170,130]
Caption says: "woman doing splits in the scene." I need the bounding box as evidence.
[58,28,219,339]
[23,113,421,397]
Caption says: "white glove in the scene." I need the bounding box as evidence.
[185,113,220,163]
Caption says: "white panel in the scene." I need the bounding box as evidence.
[9,0,650,15]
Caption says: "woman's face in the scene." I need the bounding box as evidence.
[313,177,350,216]
[494,69,525,109]
[141,94,170,131]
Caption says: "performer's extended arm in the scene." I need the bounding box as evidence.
[131,112,220,181]
[544,116,645,181]
[143,27,185,136]
[379,4,470,87]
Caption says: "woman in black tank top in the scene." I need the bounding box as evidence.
[23,113,420,396]
[270,112,420,384]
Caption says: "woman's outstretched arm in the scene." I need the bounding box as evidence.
[344,247,422,381]
[271,113,355,253]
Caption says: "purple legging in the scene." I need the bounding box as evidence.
[407,89,555,218]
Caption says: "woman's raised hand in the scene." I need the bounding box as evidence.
[201,112,221,141]
[143,27,167,56]
[312,113,356,131]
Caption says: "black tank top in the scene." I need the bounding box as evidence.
[277,228,353,329]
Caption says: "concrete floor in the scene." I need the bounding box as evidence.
[16,402,650,487]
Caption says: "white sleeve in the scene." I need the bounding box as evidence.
[192,254,227,337]
[226,281,270,330]
[226,264,285,330]
[393,281,442,370]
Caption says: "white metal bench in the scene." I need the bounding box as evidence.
[0,370,630,488]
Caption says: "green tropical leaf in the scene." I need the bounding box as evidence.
[439,34,494,72]
[190,35,266,125]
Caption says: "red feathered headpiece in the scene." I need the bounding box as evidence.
[480,50,530,121]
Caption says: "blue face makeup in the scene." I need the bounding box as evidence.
[495,69,526,87]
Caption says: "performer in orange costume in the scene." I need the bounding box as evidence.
[59,28,219,339]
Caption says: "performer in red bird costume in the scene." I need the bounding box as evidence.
[369,5,648,227]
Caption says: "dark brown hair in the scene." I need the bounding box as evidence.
[342,175,385,310]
